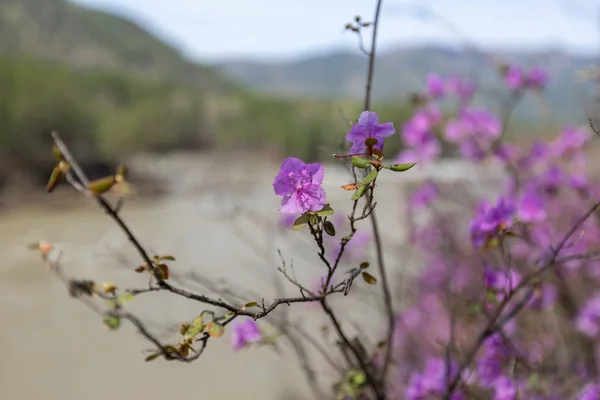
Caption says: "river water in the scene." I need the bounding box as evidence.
[0,155,503,400]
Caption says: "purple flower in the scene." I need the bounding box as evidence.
[578,383,600,400]
[551,126,589,158]
[492,376,517,400]
[405,358,460,399]
[278,213,298,229]
[230,319,262,350]
[445,75,477,102]
[411,182,438,208]
[470,197,516,248]
[526,67,548,89]
[426,74,445,98]
[273,157,326,214]
[528,283,558,310]
[505,66,525,90]
[443,108,502,158]
[516,189,547,223]
[576,294,600,337]
[346,111,395,154]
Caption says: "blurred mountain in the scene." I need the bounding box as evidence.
[0,0,230,90]
[0,0,362,196]
[216,46,600,122]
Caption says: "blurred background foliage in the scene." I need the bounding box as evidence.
[0,0,589,192]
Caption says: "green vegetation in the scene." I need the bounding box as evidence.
[0,0,413,195]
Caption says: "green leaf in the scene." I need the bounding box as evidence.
[359,262,369,270]
[52,144,64,161]
[145,352,161,362]
[117,292,135,306]
[46,166,63,193]
[184,316,205,340]
[361,272,377,284]
[360,168,378,186]
[351,156,371,169]
[102,314,121,330]
[224,311,236,319]
[315,204,334,216]
[384,162,416,172]
[349,370,366,386]
[87,176,117,195]
[364,137,378,148]
[243,301,258,309]
[351,185,367,201]
[323,221,336,236]
[206,322,225,338]
[293,214,310,231]
[159,255,176,261]
[308,214,318,226]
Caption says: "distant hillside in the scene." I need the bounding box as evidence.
[0,0,373,198]
[215,46,600,122]
[0,0,232,91]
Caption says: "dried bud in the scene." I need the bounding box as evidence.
[134,265,147,273]
[179,323,191,335]
[102,282,117,294]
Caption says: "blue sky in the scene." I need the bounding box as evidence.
[73,0,600,62]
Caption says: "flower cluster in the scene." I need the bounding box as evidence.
[268,60,600,399]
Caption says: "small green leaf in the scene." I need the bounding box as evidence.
[185,316,205,340]
[117,292,135,306]
[323,221,336,236]
[360,168,378,186]
[159,255,176,261]
[364,137,378,148]
[315,204,334,216]
[224,311,236,319]
[361,272,377,284]
[351,185,367,201]
[87,176,117,195]
[308,214,318,226]
[350,370,366,386]
[293,214,310,231]
[145,352,161,362]
[384,162,416,172]
[351,156,371,169]
[359,262,369,270]
[52,144,64,161]
[46,166,63,193]
[205,322,225,338]
[102,314,121,330]
[243,301,258,309]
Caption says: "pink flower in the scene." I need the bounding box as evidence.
[426,73,445,98]
[273,157,326,214]
[346,111,396,154]
[230,319,262,350]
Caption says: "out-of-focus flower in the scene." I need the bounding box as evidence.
[470,197,516,248]
[231,319,262,350]
[576,294,600,337]
[410,181,438,208]
[426,73,445,99]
